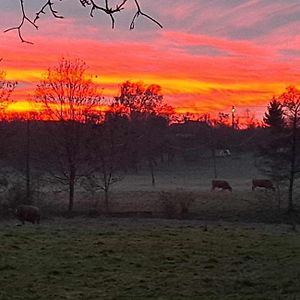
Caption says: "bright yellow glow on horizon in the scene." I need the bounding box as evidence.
[3,68,294,119]
[7,101,42,112]
[6,67,287,96]
[6,69,44,82]
[6,101,109,114]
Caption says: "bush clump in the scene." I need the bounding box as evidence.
[159,190,196,219]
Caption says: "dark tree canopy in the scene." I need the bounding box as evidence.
[113,81,165,116]
[5,1,162,44]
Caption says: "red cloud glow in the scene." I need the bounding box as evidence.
[1,0,300,121]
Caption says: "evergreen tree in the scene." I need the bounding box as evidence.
[263,97,285,133]
[257,88,300,225]
[256,97,287,211]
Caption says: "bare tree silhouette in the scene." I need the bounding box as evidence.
[4,0,162,44]
[280,86,300,216]
[35,57,102,212]
[112,81,172,185]
[0,61,17,201]
[83,112,128,214]
[0,59,17,116]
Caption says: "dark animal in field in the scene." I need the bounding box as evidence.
[252,179,275,191]
[14,205,40,224]
[211,180,232,192]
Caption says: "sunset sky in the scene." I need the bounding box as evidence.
[1,0,300,120]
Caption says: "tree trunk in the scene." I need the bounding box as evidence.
[149,159,155,186]
[68,168,75,212]
[25,119,31,204]
[104,187,109,214]
[288,174,295,214]
[212,148,217,179]
[209,126,217,178]
[288,117,297,214]
[275,182,282,211]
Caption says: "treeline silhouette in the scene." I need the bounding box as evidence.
[0,58,268,213]
[1,58,299,220]
[0,116,267,213]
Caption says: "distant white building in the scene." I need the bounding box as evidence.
[215,149,231,157]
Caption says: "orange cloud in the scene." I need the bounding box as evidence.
[1,10,299,121]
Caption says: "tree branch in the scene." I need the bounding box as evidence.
[4,0,162,44]
[34,0,64,23]
[130,0,163,30]
[3,0,37,44]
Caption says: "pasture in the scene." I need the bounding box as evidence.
[1,218,300,300]
[1,152,300,299]
[26,153,299,223]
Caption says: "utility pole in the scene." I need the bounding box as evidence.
[231,106,235,129]
[25,117,31,204]
[207,119,218,178]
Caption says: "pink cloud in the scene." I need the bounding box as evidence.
[161,31,272,57]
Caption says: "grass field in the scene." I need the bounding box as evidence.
[1,218,300,300]
[1,153,300,299]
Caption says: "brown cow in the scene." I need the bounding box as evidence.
[14,205,40,224]
[252,179,275,191]
[211,180,232,192]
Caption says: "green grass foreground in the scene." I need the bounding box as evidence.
[0,218,300,300]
